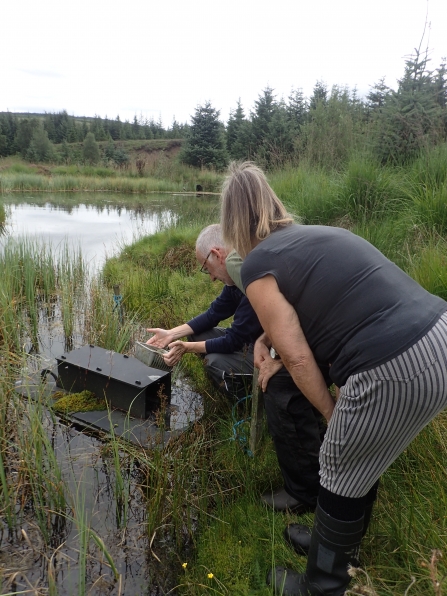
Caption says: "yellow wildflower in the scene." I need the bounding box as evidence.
[208,573,214,579]
[182,562,187,569]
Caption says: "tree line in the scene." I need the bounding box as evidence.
[182,49,447,170]
[1,48,446,169]
[0,111,188,163]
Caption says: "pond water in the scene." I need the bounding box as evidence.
[0,192,216,595]
[1,415,176,595]
[0,193,180,268]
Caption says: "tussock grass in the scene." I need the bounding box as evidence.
[270,165,338,224]
[2,150,447,593]
[409,143,447,189]
[406,235,447,301]
[409,185,447,237]
[335,157,407,220]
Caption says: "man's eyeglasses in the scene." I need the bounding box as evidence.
[200,250,212,274]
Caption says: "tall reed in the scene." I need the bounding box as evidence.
[12,389,67,544]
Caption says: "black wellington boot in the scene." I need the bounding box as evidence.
[284,498,375,557]
[284,523,312,556]
[268,503,364,595]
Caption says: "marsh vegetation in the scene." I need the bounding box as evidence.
[2,45,447,590]
[1,140,447,594]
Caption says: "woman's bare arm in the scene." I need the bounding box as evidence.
[246,275,335,421]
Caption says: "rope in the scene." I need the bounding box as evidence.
[113,293,123,324]
[230,394,253,457]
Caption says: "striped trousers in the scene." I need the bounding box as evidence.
[320,311,447,498]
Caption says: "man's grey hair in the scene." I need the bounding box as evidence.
[196,223,227,256]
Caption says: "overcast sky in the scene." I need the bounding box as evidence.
[1,0,446,127]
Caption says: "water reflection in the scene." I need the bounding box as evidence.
[0,191,211,594]
[0,411,179,595]
[1,196,178,267]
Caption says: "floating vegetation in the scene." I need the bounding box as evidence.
[52,389,107,413]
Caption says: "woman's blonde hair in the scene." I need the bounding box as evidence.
[220,161,294,258]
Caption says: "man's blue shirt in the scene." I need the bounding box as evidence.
[187,285,262,354]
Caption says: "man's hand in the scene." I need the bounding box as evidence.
[253,333,272,368]
[164,341,187,366]
[258,356,283,392]
[146,328,175,349]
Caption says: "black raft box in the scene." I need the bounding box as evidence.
[56,344,171,419]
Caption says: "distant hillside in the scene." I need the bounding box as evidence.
[0,111,96,123]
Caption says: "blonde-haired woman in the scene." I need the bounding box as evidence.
[221,161,447,595]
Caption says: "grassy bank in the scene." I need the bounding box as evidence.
[1,146,447,594]
[0,155,223,194]
[101,146,447,594]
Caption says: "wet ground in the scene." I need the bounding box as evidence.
[0,415,189,595]
[0,194,207,594]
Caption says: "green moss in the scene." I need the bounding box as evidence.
[52,390,107,413]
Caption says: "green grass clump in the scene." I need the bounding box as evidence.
[270,165,338,224]
[335,157,406,220]
[102,224,221,328]
[351,215,416,269]
[410,184,447,237]
[361,412,447,595]
[52,390,107,413]
[3,162,37,174]
[405,236,447,300]
[409,143,447,189]
[116,227,201,270]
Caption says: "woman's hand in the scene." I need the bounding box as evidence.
[247,275,335,422]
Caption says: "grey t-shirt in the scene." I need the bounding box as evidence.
[241,224,447,386]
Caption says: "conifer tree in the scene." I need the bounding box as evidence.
[14,118,40,157]
[181,101,228,169]
[250,87,283,166]
[374,49,443,163]
[0,111,16,155]
[267,100,296,166]
[109,116,122,140]
[26,125,55,162]
[309,80,328,112]
[434,61,447,134]
[60,139,73,163]
[367,77,390,112]
[90,115,107,141]
[287,88,307,129]
[227,99,252,159]
[82,132,100,164]
[0,131,7,157]
[251,86,277,146]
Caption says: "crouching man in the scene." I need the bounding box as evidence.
[147,224,262,399]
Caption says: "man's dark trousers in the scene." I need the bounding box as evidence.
[263,366,327,508]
